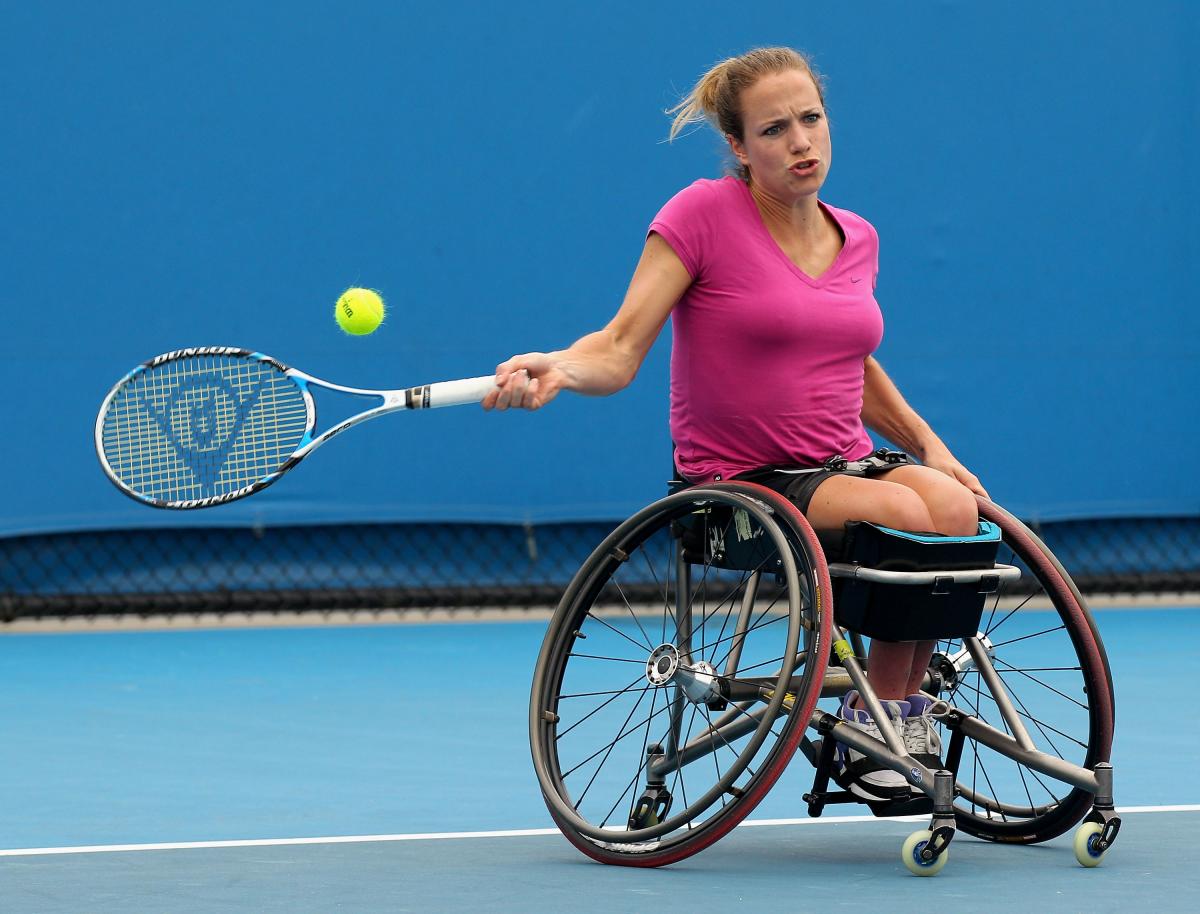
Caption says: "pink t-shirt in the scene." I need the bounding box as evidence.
[649,176,883,483]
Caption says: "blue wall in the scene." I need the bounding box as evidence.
[2,0,1196,536]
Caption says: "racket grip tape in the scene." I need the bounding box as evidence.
[408,376,498,409]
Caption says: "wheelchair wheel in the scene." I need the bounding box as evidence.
[530,482,831,867]
[930,498,1115,844]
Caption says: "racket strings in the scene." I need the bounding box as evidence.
[101,353,309,502]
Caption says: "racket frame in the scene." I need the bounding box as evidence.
[95,346,494,510]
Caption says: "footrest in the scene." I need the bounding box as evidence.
[814,736,937,816]
[804,784,934,817]
[864,793,934,818]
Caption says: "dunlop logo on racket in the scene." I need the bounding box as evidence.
[148,346,255,368]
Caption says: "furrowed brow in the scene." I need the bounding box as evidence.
[757,107,821,129]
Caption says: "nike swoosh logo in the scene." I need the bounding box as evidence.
[850,277,862,283]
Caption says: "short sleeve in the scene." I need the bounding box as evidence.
[647,180,721,280]
[868,221,881,291]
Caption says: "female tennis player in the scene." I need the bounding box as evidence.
[485,47,987,801]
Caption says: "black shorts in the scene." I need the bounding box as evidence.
[718,450,914,515]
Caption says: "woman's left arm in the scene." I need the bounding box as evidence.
[860,356,989,497]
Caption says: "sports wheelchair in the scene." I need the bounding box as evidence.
[528,471,1119,875]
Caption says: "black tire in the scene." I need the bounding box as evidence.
[529,483,832,866]
[934,498,1115,844]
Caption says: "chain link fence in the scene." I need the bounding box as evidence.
[2,516,1198,622]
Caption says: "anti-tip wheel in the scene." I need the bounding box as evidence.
[902,830,948,876]
[1073,821,1108,867]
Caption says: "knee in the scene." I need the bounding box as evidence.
[877,488,936,533]
[928,487,979,537]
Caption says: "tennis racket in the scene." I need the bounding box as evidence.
[96,346,497,509]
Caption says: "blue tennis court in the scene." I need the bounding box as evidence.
[2,605,1196,911]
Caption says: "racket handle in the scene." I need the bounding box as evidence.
[411,376,498,409]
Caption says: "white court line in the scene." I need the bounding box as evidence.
[1,805,1196,858]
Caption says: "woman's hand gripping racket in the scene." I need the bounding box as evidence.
[95,347,497,509]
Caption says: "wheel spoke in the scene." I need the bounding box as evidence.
[960,680,1087,753]
[995,658,1090,712]
[586,609,654,653]
[671,560,768,658]
[983,589,1038,636]
[717,694,784,746]
[600,571,668,650]
[602,681,663,829]
[985,675,1066,756]
[557,672,650,739]
[670,705,699,829]
[701,571,745,669]
[560,686,651,700]
[699,703,728,810]
[706,608,788,672]
[723,654,789,677]
[568,652,646,664]
[570,686,651,805]
[989,624,1068,650]
[563,693,671,784]
[970,727,1008,819]
[631,539,672,644]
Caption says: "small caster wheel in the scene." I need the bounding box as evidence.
[627,786,671,830]
[629,807,659,828]
[1073,821,1108,867]
[902,829,948,876]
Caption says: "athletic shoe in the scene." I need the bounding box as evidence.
[903,693,948,770]
[836,691,911,801]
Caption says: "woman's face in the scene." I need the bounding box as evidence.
[728,69,831,202]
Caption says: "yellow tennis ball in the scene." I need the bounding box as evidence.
[335,287,385,335]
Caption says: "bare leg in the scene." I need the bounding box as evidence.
[865,640,918,700]
[904,640,938,696]
[859,639,938,705]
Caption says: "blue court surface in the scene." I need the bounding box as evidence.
[1,605,1197,912]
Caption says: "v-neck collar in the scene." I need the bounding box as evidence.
[736,179,848,287]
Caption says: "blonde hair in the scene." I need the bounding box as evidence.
[668,47,826,181]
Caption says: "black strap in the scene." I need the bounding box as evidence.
[824,448,911,474]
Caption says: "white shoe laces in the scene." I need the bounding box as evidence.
[843,701,905,749]
[903,710,944,755]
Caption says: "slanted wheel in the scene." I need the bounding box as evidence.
[530,482,831,866]
[901,829,948,876]
[928,498,1115,844]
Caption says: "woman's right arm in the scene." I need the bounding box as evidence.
[484,232,693,410]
